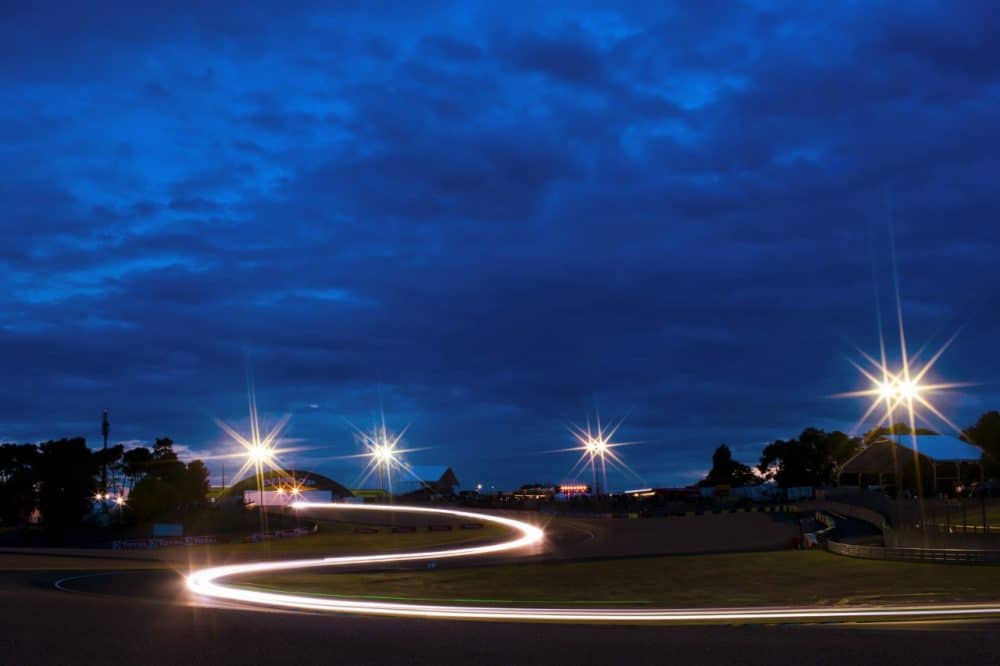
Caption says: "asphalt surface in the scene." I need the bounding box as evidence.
[2,509,999,665]
[6,566,1000,666]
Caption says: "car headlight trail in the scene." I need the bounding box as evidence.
[186,503,1000,624]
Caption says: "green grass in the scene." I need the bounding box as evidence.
[197,520,509,561]
[0,521,509,572]
[236,550,1000,608]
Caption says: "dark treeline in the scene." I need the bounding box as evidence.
[701,428,862,489]
[0,436,209,528]
[703,409,1000,489]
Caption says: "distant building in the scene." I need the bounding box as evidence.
[396,466,460,497]
[838,435,984,493]
[513,484,556,500]
[225,469,353,501]
[555,483,590,499]
[243,489,333,507]
[625,486,702,501]
[350,488,390,501]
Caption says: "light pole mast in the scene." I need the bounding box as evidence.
[592,456,600,498]
[101,408,110,494]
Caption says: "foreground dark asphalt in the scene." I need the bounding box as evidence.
[4,509,999,666]
[2,566,999,666]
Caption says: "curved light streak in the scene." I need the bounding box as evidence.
[187,503,1000,624]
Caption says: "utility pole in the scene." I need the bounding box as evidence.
[101,408,110,494]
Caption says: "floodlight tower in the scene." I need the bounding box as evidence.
[592,452,600,498]
[101,408,110,494]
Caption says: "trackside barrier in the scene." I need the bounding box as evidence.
[243,526,315,543]
[113,535,220,550]
[354,523,484,533]
[827,539,1000,564]
[681,505,793,518]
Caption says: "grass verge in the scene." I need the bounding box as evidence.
[236,549,1000,608]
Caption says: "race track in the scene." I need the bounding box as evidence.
[186,502,1000,624]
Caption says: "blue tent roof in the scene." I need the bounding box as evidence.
[904,435,983,462]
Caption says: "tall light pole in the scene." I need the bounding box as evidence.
[565,412,638,501]
[101,408,110,495]
[586,437,609,497]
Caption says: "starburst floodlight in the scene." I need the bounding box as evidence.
[214,387,294,486]
[344,410,433,496]
[877,380,897,400]
[561,411,643,497]
[836,228,975,502]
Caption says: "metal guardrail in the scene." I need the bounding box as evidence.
[923,522,996,535]
[827,539,1000,564]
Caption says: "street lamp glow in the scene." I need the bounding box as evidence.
[345,413,429,495]
[564,412,643,497]
[248,444,275,465]
[897,379,919,399]
[586,438,609,455]
[877,380,897,400]
[837,299,969,444]
[114,496,125,506]
[372,443,396,465]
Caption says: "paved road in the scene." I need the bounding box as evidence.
[3,565,1000,666]
[3,509,999,665]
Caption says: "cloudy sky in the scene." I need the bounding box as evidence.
[2,1,998,489]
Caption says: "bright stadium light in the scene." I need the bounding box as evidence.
[561,411,643,498]
[210,377,311,529]
[835,225,975,502]
[344,410,429,497]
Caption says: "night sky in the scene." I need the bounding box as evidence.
[3,1,999,490]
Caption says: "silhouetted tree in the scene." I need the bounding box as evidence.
[182,460,210,508]
[0,443,39,525]
[758,428,861,488]
[36,438,97,526]
[701,444,757,487]
[964,411,1000,478]
[122,446,153,491]
[148,438,186,488]
[128,476,180,523]
[125,439,210,520]
[93,443,124,492]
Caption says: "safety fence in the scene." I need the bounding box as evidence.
[113,535,221,550]
[351,522,485,535]
[827,539,1000,564]
[656,505,796,518]
[112,524,316,549]
[243,525,315,543]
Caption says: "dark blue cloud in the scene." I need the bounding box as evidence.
[1,1,999,490]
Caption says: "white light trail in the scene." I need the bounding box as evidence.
[187,503,1000,624]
